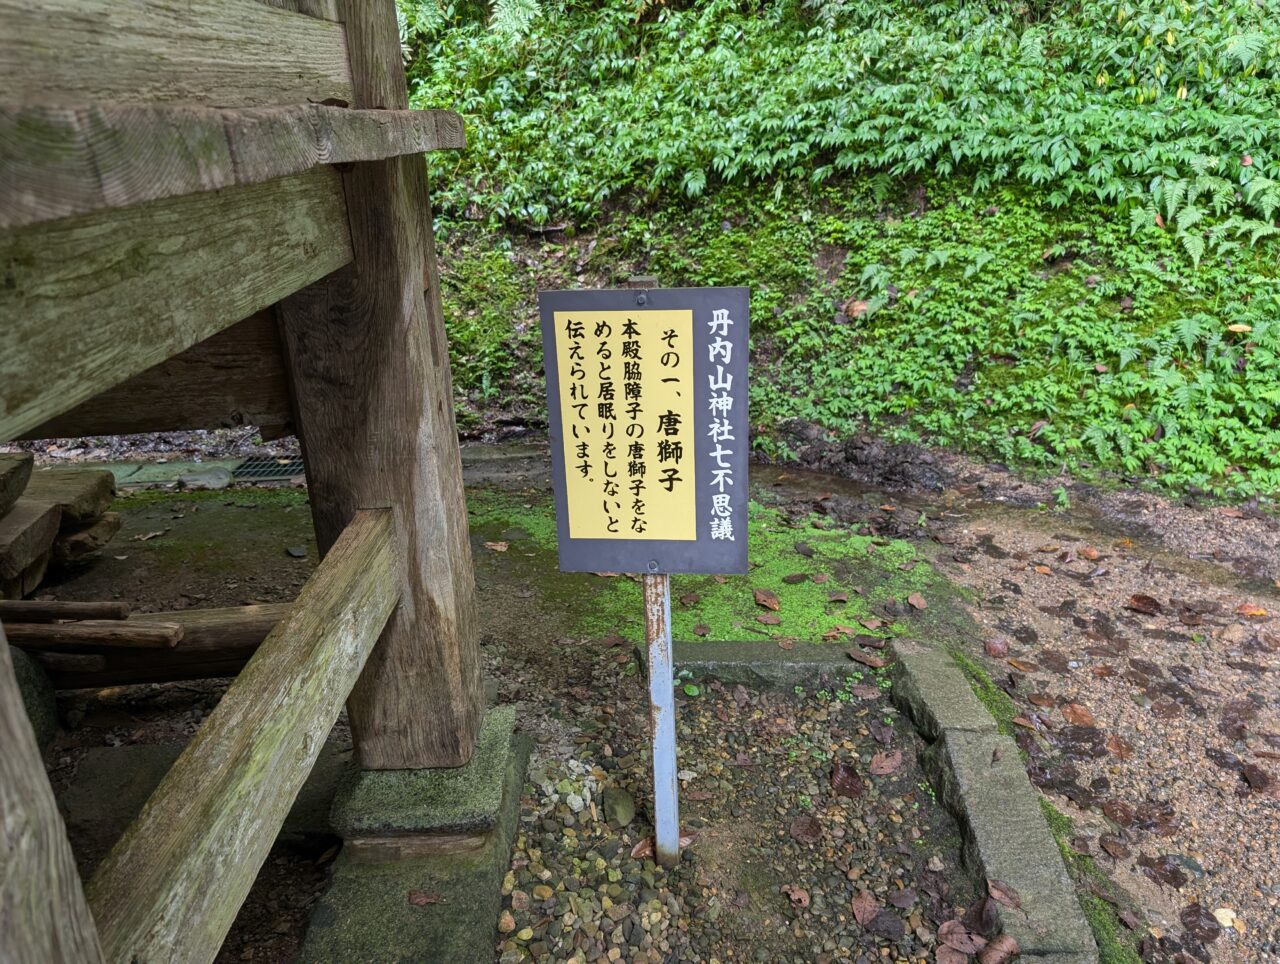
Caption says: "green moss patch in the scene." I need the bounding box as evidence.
[467,485,968,646]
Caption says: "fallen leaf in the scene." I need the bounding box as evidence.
[847,650,887,669]
[777,636,796,651]
[869,749,903,775]
[756,613,781,626]
[1062,703,1098,727]
[1126,593,1162,615]
[1028,693,1056,708]
[407,890,442,906]
[986,879,1022,910]
[1034,564,1052,575]
[984,638,1009,658]
[781,883,810,908]
[851,890,880,926]
[812,573,830,584]
[692,624,710,637]
[1100,834,1131,859]
[1237,603,1268,619]
[851,684,881,699]
[1081,546,1100,560]
[938,919,988,954]
[868,910,905,940]
[781,573,808,585]
[907,592,928,610]
[788,814,822,844]
[860,617,884,630]
[753,588,781,611]
[978,933,1020,964]
[936,948,968,964]
[630,831,696,859]
[828,591,850,603]
[1227,323,1253,333]
[1180,903,1221,943]
[679,592,700,606]
[832,760,862,798]
[1007,658,1038,672]
[133,530,166,542]
[483,541,509,552]
[898,560,920,571]
[794,542,814,557]
[888,889,916,909]
[1106,734,1134,760]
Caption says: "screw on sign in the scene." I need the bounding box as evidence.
[539,283,749,866]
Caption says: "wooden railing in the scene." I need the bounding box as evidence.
[0,1,484,960]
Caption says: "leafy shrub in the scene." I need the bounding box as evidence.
[402,0,1280,260]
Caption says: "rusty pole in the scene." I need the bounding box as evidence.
[643,571,680,867]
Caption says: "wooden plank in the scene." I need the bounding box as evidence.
[5,620,183,651]
[24,313,294,440]
[86,509,398,964]
[0,502,61,580]
[0,453,33,516]
[0,627,106,962]
[0,167,352,442]
[257,0,343,21]
[24,468,115,525]
[277,0,483,769]
[2,102,466,230]
[0,0,352,108]
[0,599,130,622]
[36,604,288,688]
[1,550,50,601]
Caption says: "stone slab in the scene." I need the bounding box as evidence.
[924,729,1098,961]
[300,728,532,964]
[330,705,517,837]
[888,638,998,741]
[641,640,853,689]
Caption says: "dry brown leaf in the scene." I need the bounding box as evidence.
[978,933,1020,964]
[986,879,1022,910]
[1062,703,1098,727]
[781,883,810,908]
[906,592,928,610]
[828,591,850,603]
[847,650,887,669]
[869,749,903,775]
[939,919,988,954]
[756,613,781,626]
[832,760,862,798]
[851,890,880,926]
[483,541,509,552]
[753,587,781,611]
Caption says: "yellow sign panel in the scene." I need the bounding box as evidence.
[552,309,696,540]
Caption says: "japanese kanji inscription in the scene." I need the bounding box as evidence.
[539,287,749,574]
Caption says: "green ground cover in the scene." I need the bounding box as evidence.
[466,487,965,644]
[406,0,1280,497]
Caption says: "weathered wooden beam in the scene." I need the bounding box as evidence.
[0,453,33,516]
[23,468,115,526]
[23,313,294,441]
[0,167,352,442]
[0,627,106,962]
[0,0,353,108]
[0,599,131,622]
[2,102,466,230]
[277,0,483,769]
[0,502,61,581]
[86,510,398,963]
[29,604,286,688]
[257,0,343,21]
[4,620,183,651]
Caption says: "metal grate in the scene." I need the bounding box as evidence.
[231,456,306,481]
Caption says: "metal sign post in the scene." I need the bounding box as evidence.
[642,572,680,867]
[538,283,749,869]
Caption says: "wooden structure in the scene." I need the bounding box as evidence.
[0,2,483,960]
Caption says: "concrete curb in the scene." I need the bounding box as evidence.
[888,639,1098,963]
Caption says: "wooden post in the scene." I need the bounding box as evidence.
[276,0,482,768]
[0,626,105,963]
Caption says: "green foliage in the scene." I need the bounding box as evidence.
[403,0,1280,256]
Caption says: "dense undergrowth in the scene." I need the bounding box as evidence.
[406,0,1280,498]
